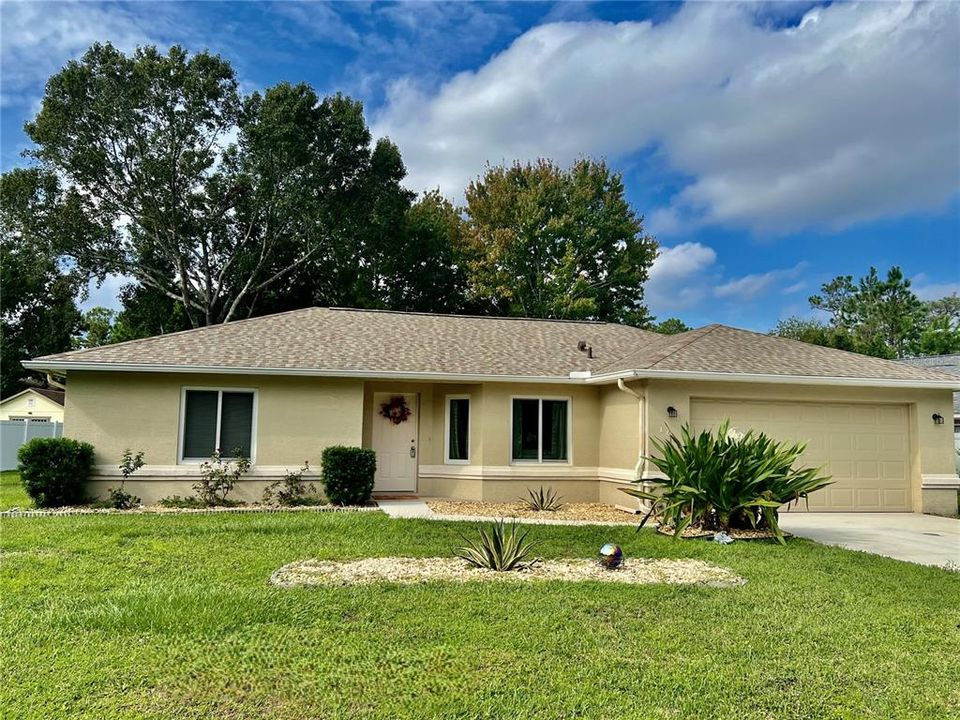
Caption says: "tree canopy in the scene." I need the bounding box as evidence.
[462,159,658,325]
[773,266,960,358]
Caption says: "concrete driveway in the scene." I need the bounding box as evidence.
[778,513,960,568]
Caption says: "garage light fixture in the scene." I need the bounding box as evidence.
[932,413,944,425]
[667,406,678,418]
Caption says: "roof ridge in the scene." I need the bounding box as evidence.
[328,306,613,325]
[645,324,724,370]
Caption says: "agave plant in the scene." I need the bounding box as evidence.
[523,485,565,512]
[455,518,539,571]
[621,421,833,544]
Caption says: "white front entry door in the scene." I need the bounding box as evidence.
[371,393,419,493]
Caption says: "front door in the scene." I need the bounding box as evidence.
[371,392,418,493]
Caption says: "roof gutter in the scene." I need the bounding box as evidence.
[20,360,578,385]
[586,368,960,390]
[21,361,960,390]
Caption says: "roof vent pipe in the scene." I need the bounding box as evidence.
[577,341,594,359]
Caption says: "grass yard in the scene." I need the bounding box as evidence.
[0,470,32,510]
[1,511,958,720]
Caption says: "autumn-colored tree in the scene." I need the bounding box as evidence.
[462,159,657,325]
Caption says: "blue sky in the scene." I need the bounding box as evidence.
[2,1,958,330]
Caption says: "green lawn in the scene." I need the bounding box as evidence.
[1,512,958,720]
[0,470,31,510]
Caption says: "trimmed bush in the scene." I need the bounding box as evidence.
[17,437,95,508]
[321,446,377,506]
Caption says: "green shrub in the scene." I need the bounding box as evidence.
[622,421,833,544]
[320,446,376,506]
[17,437,95,508]
[263,463,320,506]
[455,519,539,571]
[193,449,250,506]
[523,485,565,512]
[106,449,144,509]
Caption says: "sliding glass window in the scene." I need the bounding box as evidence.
[181,389,255,461]
[511,398,569,463]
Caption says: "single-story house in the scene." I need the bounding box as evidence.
[23,307,960,514]
[0,387,66,424]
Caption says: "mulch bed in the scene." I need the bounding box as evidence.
[270,556,745,588]
[657,525,791,541]
[427,500,644,524]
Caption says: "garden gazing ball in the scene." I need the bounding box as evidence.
[598,543,623,569]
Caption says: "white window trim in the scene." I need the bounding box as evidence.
[509,395,573,465]
[444,394,471,465]
[178,386,258,464]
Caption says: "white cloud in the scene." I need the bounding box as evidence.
[0,2,185,108]
[714,262,808,301]
[912,281,960,302]
[374,2,959,234]
[644,242,717,314]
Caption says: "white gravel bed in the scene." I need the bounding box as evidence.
[427,512,645,527]
[0,504,382,518]
[270,556,745,588]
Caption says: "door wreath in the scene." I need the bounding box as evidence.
[379,396,412,424]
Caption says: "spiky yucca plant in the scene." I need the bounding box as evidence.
[523,485,565,512]
[455,519,539,571]
[621,421,833,544]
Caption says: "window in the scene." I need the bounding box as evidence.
[180,389,255,461]
[445,396,470,463]
[954,416,960,434]
[511,398,569,463]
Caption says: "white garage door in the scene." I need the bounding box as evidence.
[691,399,911,512]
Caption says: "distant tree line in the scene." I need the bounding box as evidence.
[1,43,659,396]
[772,267,960,359]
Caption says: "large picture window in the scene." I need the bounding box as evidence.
[511,398,569,463]
[180,389,255,461]
[445,396,470,463]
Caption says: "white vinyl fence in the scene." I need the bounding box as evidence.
[0,420,63,471]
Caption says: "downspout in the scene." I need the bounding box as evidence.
[616,378,647,483]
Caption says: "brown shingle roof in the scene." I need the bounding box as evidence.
[600,325,958,383]
[27,307,959,385]
[32,307,658,378]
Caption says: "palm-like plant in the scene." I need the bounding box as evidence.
[621,421,833,544]
[455,519,539,571]
[523,485,565,512]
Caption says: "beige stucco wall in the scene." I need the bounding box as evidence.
[1,392,65,423]
[65,371,364,504]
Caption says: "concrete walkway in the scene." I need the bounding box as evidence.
[778,512,960,568]
[376,499,436,519]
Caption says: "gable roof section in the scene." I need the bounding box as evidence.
[23,307,959,388]
[1,387,65,406]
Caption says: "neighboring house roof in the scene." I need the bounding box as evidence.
[0,387,65,406]
[23,307,960,388]
[901,354,960,415]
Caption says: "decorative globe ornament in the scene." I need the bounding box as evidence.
[598,543,624,569]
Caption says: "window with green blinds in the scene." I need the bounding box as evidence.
[511,398,568,462]
[181,390,255,460]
